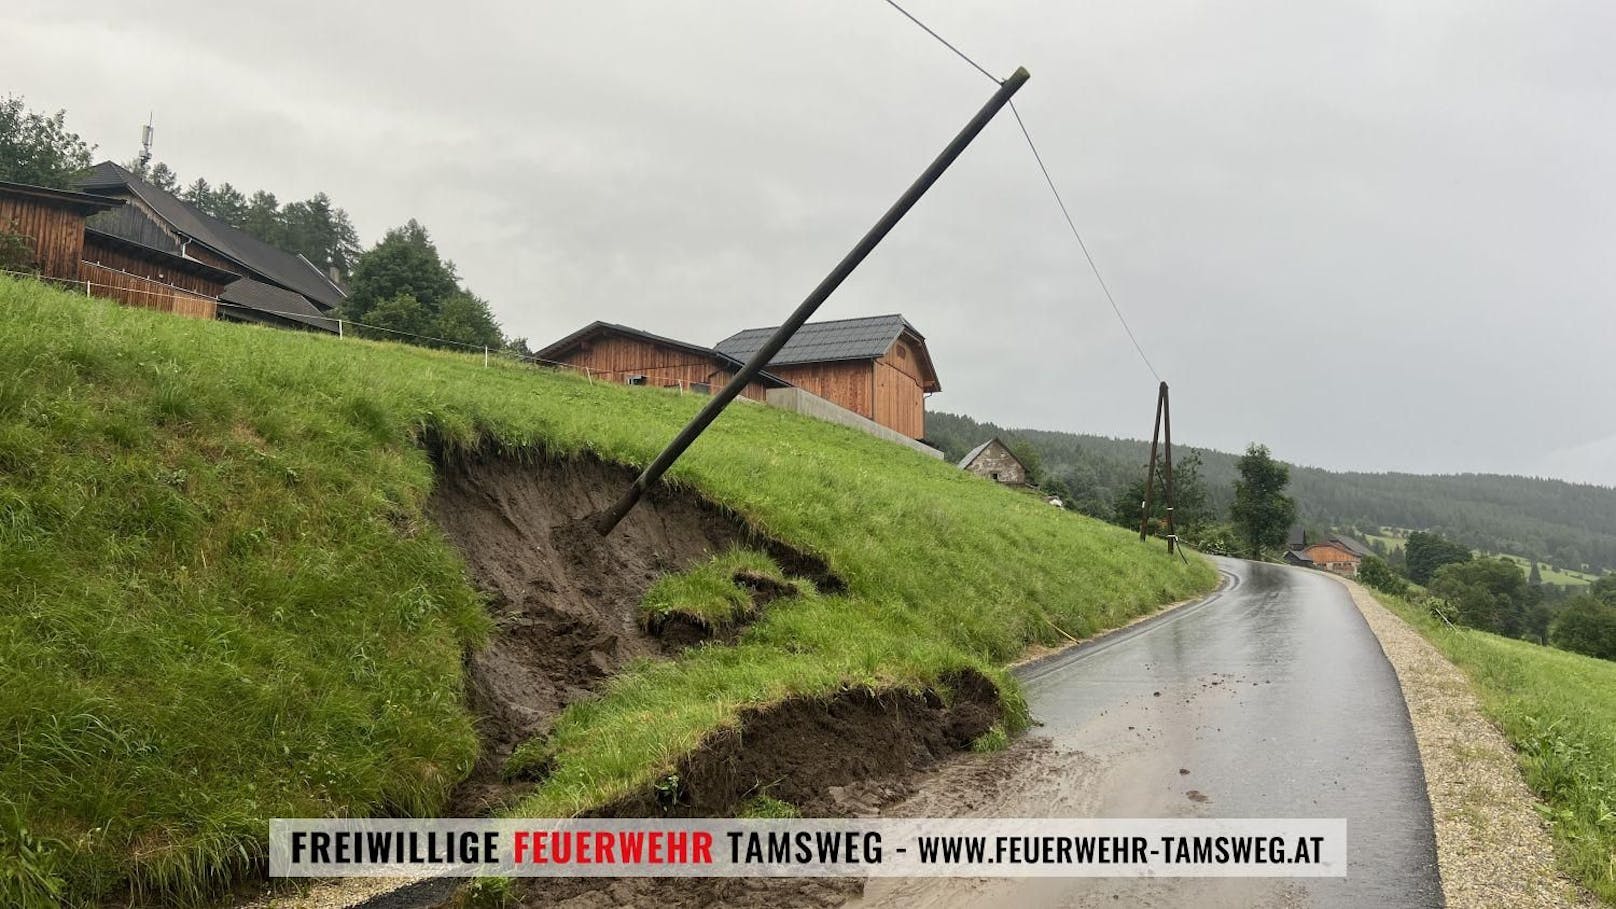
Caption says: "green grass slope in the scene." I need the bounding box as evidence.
[1374,594,1616,903]
[0,276,1214,905]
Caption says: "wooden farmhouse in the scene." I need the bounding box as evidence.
[958,438,1029,486]
[714,315,939,440]
[1284,541,1363,577]
[533,322,792,400]
[0,164,341,331]
[76,163,342,331]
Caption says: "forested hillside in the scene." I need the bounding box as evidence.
[927,411,1616,574]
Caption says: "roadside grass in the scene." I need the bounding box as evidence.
[0,275,1214,904]
[1372,592,1616,903]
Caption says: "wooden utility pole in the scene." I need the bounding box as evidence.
[1139,382,1164,542]
[1162,382,1175,554]
[595,66,1032,536]
[1139,381,1175,552]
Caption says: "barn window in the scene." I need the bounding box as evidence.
[991,471,1000,481]
[690,382,711,395]
[625,375,647,386]
[897,345,908,359]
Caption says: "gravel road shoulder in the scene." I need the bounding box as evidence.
[1326,573,1594,908]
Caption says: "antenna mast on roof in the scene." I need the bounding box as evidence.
[137,114,155,170]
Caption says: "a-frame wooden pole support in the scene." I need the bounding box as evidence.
[1139,382,1165,542]
[1139,381,1175,552]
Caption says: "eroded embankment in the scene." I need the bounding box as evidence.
[426,447,839,813]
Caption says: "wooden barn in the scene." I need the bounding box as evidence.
[714,314,940,440]
[74,162,342,331]
[958,438,1029,486]
[535,322,792,399]
[0,180,123,280]
[0,165,341,331]
[1284,542,1362,577]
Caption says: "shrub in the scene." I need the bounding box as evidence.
[1357,556,1407,595]
[1549,597,1616,662]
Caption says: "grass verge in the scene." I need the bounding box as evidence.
[1371,592,1616,903]
[0,275,1214,904]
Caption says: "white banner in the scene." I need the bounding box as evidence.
[270,818,1347,878]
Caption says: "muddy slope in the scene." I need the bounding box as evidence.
[520,671,1002,909]
[595,669,1002,817]
[426,448,835,813]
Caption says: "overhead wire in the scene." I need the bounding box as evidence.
[877,0,1164,383]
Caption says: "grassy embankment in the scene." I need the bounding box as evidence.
[1371,592,1616,903]
[0,275,1214,905]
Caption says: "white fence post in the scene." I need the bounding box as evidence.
[484,345,489,367]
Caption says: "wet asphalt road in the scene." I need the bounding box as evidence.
[1008,556,1444,907]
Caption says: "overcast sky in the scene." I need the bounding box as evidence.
[6,1,1614,485]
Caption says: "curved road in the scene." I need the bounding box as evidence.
[859,557,1443,908]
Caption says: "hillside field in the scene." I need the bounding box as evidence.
[0,276,1214,906]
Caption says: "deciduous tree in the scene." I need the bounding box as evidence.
[0,97,94,188]
[1406,531,1472,585]
[1231,444,1295,559]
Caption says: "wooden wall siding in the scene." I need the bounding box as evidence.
[81,237,233,297]
[80,262,217,320]
[555,334,768,400]
[768,361,876,420]
[880,338,925,384]
[0,197,88,279]
[184,244,240,273]
[872,359,926,439]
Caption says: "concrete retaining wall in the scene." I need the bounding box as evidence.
[765,387,944,459]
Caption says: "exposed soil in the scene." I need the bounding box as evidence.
[518,671,1004,909]
[425,446,837,815]
[594,669,1001,818]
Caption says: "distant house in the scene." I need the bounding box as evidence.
[1290,542,1361,577]
[1331,535,1373,560]
[1286,525,1307,551]
[534,321,791,400]
[714,315,939,440]
[958,438,1028,486]
[74,162,342,332]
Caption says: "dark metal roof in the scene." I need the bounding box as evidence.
[534,321,791,387]
[77,162,346,311]
[714,314,917,367]
[1330,535,1373,558]
[82,228,243,284]
[1283,549,1315,565]
[218,278,339,333]
[0,179,124,214]
[1287,525,1306,549]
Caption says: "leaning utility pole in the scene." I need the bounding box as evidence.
[595,66,1032,535]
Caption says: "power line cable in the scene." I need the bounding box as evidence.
[875,0,1165,383]
[1008,101,1161,381]
[880,0,1001,84]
